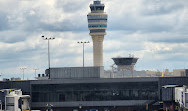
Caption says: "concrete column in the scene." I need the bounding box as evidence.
[92,35,104,66]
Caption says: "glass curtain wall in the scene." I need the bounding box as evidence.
[32,82,158,102]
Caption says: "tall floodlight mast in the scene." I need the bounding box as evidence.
[87,0,108,66]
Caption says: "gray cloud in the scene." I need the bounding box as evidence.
[107,0,188,33]
[0,11,9,31]
[141,0,184,15]
[55,0,89,13]
[144,33,188,43]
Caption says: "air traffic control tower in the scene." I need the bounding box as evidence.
[87,0,108,66]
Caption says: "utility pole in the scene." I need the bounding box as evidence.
[20,67,27,80]
[41,36,55,79]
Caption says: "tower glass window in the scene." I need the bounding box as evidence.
[94,1,101,4]
[90,29,105,33]
[90,6,95,11]
[88,20,107,23]
[87,15,107,19]
[88,24,107,28]
[96,6,104,10]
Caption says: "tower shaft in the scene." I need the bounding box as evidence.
[92,35,104,66]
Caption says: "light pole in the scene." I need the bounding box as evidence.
[77,41,90,67]
[20,67,27,80]
[33,68,39,79]
[0,73,1,81]
[0,100,2,111]
[79,104,82,111]
[41,36,55,79]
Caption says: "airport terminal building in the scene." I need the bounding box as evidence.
[0,66,188,111]
[1,69,188,111]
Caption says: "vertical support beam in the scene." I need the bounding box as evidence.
[48,40,51,79]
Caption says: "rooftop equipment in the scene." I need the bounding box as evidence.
[112,56,138,71]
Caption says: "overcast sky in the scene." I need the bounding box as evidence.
[0,0,188,79]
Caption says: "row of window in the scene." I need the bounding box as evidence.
[90,6,104,11]
[87,15,107,19]
[88,24,107,28]
[32,82,158,92]
[94,1,101,4]
[88,19,107,23]
[90,29,105,33]
[31,82,158,102]
[32,89,158,102]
